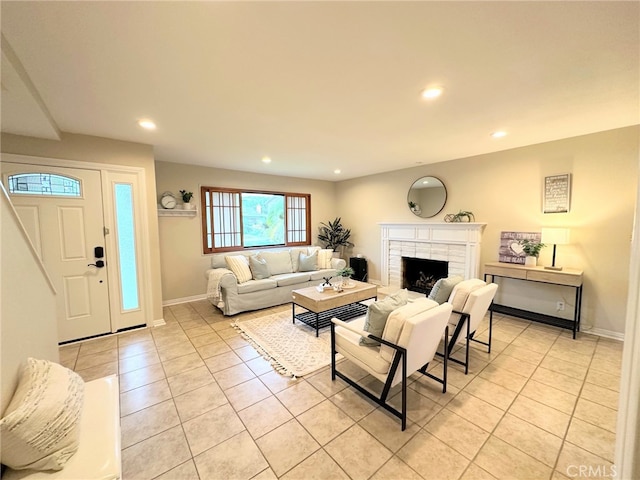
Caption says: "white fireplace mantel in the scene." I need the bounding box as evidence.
[379,222,486,288]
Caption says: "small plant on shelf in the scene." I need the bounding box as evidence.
[179,190,193,203]
[519,239,546,257]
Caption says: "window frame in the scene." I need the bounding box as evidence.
[200,186,311,254]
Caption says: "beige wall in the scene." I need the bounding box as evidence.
[0,132,164,323]
[335,126,638,336]
[1,187,58,413]
[155,162,337,300]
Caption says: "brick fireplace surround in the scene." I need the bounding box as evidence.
[379,222,486,290]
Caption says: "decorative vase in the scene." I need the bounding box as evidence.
[524,256,537,267]
[183,202,194,210]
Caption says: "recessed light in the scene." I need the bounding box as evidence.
[491,131,507,138]
[421,86,443,99]
[138,119,156,130]
[261,156,272,164]
[334,169,341,174]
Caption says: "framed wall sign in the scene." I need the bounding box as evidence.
[543,173,571,213]
[499,231,542,264]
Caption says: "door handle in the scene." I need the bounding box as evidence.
[88,260,105,268]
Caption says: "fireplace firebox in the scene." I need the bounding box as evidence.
[401,257,448,295]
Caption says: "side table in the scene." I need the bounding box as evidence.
[484,262,583,338]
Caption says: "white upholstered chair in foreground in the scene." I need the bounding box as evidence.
[445,279,498,374]
[331,298,453,431]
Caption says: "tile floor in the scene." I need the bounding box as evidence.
[59,297,623,480]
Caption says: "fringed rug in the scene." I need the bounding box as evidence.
[232,310,335,377]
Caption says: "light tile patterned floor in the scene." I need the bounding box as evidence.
[60,297,622,480]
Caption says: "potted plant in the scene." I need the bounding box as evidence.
[317,217,354,257]
[335,266,355,287]
[519,239,546,267]
[179,190,194,209]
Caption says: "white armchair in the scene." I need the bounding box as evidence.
[445,279,498,374]
[330,298,453,430]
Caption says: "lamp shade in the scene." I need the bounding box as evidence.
[541,228,570,245]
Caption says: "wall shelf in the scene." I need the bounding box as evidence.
[157,206,197,217]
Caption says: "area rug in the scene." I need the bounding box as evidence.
[231,311,337,377]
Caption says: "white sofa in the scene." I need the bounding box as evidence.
[206,246,346,316]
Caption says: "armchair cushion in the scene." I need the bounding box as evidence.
[429,275,463,304]
[380,298,439,362]
[449,278,486,311]
[360,289,408,346]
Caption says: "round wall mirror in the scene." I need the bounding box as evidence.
[407,176,447,218]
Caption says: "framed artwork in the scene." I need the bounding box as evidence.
[499,231,542,264]
[543,173,571,213]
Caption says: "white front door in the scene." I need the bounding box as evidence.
[2,162,111,342]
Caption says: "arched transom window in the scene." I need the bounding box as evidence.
[7,173,81,197]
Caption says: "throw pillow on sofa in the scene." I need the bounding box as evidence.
[249,255,270,280]
[225,255,253,283]
[298,251,318,272]
[360,289,409,346]
[317,249,334,269]
[0,358,84,471]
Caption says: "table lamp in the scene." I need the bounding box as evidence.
[541,228,570,271]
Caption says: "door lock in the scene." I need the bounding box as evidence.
[88,260,105,268]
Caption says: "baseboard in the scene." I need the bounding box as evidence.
[153,318,166,327]
[583,326,624,341]
[162,293,208,306]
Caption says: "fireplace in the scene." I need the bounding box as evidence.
[379,222,485,289]
[402,257,448,295]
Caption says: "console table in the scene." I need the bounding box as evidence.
[484,262,583,338]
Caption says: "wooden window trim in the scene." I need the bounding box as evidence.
[201,186,311,254]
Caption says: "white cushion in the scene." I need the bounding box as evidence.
[3,375,122,480]
[261,251,293,275]
[380,298,438,362]
[0,358,84,471]
[317,249,334,269]
[449,278,486,311]
[225,255,253,284]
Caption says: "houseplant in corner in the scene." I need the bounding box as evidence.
[519,239,546,267]
[317,217,354,258]
[179,190,194,210]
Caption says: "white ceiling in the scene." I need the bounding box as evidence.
[1,1,638,181]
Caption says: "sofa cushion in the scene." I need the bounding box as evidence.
[225,255,252,283]
[380,298,438,362]
[274,272,311,287]
[298,251,318,272]
[317,249,334,269]
[261,251,293,275]
[237,278,278,294]
[309,269,334,281]
[289,248,308,272]
[248,255,270,280]
[360,289,408,346]
[0,358,84,471]
[428,275,463,304]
